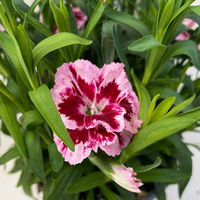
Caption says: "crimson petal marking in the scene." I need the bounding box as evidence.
[54,129,95,165]
[89,126,117,147]
[68,60,100,103]
[85,104,126,132]
[58,95,85,129]
[96,80,121,104]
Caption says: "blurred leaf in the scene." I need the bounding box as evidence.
[112,23,131,76]
[12,0,52,36]
[29,85,74,151]
[163,95,195,118]
[120,117,195,163]
[22,110,44,129]
[190,6,200,16]
[137,169,190,183]
[0,80,24,112]
[49,0,70,32]
[155,183,166,200]
[45,166,84,200]
[159,0,175,31]
[101,20,115,64]
[86,191,94,200]
[115,184,137,200]
[100,185,122,200]
[0,146,20,165]
[128,35,165,52]
[150,96,176,122]
[67,172,109,193]
[16,25,33,71]
[143,94,160,127]
[77,0,106,58]
[25,131,45,182]
[0,32,35,89]
[131,70,151,122]
[104,7,149,35]
[161,40,200,70]
[178,107,200,121]
[134,157,162,173]
[168,134,192,195]
[0,94,27,157]
[48,143,63,172]
[33,32,92,65]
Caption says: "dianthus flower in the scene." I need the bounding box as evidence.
[51,60,142,164]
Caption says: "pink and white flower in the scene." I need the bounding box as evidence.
[51,59,142,165]
[72,7,87,29]
[176,18,199,41]
[54,7,87,33]
[111,166,143,193]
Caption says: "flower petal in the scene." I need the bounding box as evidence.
[175,31,190,41]
[54,129,96,165]
[85,104,126,132]
[69,60,100,103]
[72,7,88,29]
[111,166,143,193]
[58,94,86,129]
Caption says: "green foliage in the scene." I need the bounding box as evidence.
[0,0,200,199]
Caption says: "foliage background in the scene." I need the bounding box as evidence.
[0,0,200,199]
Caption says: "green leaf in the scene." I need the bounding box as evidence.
[0,94,27,157]
[29,84,74,151]
[48,143,63,172]
[128,35,165,52]
[112,23,131,75]
[22,110,44,129]
[131,70,151,122]
[49,0,70,32]
[45,166,84,200]
[161,40,200,70]
[190,6,200,16]
[86,191,94,200]
[143,94,160,127]
[100,185,122,200]
[77,0,106,58]
[12,0,52,36]
[163,95,195,118]
[0,32,35,89]
[0,80,24,112]
[67,172,109,193]
[134,157,162,173]
[137,169,191,183]
[25,131,45,182]
[150,96,176,122]
[33,32,92,65]
[159,0,175,31]
[101,20,115,64]
[0,146,20,165]
[168,134,192,195]
[104,7,149,35]
[120,117,195,163]
[155,183,166,200]
[16,25,33,71]
[178,107,200,121]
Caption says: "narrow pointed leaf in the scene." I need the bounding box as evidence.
[48,143,63,172]
[150,96,176,122]
[128,35,165,52]
[25,131,45,182]
[0,94,27,157]
[137,169,191,183]
[67,172,109,193]
[120,117,195,163]
[33,32,92,65]
[163,95,195,118]
[0,147,20,165]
